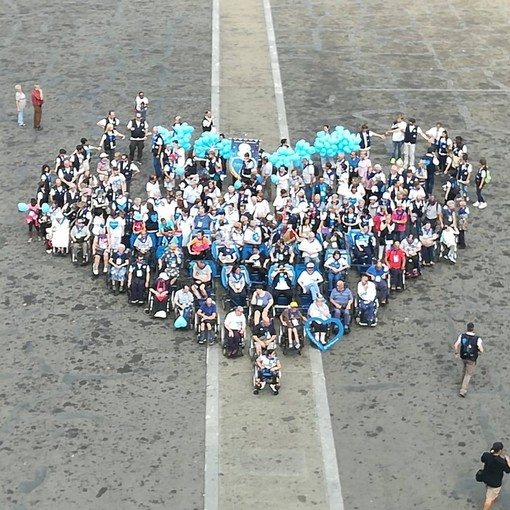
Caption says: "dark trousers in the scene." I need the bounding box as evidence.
[476,186,485,203]
[129,140,145,162]
[33,105,42,128]
[130,278,146,301]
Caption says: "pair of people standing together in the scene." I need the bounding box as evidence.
[15,83,44,129]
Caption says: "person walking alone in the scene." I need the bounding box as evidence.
[453,322,484,397]
[31,83,44,130]
[479,442,510,510]
[473,158,488,209]
[15,84,27,127]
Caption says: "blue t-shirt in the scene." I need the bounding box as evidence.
[200,303,217,316]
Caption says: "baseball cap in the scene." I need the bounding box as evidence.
[290,301,298,308]
[306,262,315,269]
[99,152,108,159]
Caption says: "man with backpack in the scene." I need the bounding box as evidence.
[453,322,484,397]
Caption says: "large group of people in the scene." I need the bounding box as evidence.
[22,105,491,394]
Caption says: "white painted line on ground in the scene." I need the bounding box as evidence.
[204,345,219,510]
[263,0,345,508]
[211,0,221,130]
[262,0,290,143]
[343,88,510,93]
[204,0,221,508]
[310,349,345,510]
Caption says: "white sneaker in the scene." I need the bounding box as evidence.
[478,202,487,209]
[472,201,479,207]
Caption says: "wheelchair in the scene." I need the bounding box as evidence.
[354,297,379,327]
[173,303,195,329]
[249,329,277,360]
[195,307,221,345]
[278,319,305,355]
[106,265,129,294]
[253,364,281,396]
[267,263,296,316]
[145,287,172,319]
[71,238,90,265]
[221,327,244,358]
[220,265,251,312]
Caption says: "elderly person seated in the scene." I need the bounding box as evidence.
[187,229,211,260]
[401,233,422,277]
[324,249,350,291]
[357,274,377,325]
[366,260,390,304]
[298,231,323,265]
[227,265,249,308]
[329,280,354,334]
[109,243,130,294]
[297,262,324,301]
[307,295,331,345]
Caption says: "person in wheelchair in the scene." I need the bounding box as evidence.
[109,243,129,294]
[227,265,249,308]
[329,280,354,334]
[197,297,218,345]
[269,264,294,305]
[324,250,350,290]
[250,285,274,325]
[133,227,154,264]
[357,274,377,326]
[224,306,246,357]
[440,224,458,264]
[148,272,171,318]
[280,301,305,350]
[191,259,213,300]
[187,230,212,260]
[252,316,277,356]
[253,349,281,395]
[70,217,91,265]
[401,233,422,277]
[245,245,268,283]
[173,284,195,326]
[352,225,376,266]
[127,254,151,304]
[158,242,182,287]
[91,228,111,275]
[366,260,390,305]
[217,240,239,266]
[307,295,331,345]
[298,262,324,301]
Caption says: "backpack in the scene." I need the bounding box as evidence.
[460,334,479,361]
[484,169,492,185]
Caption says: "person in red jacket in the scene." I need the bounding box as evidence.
[31,83,44,130]
[385,240,406,290]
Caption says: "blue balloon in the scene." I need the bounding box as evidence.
[270,174,280,184]
[17,202,29,213]
[41,203,50,214]
[174,315,187,329]
[234,180,242,190]
[231,157,244,173]
[175,167,185,176]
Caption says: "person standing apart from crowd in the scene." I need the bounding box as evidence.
[473,158,488,209]
[386,113,406,164]
[126,112,149,164]
[202,110,214,132]
[31,83,44,130]
[402,118,430,169]
[358,123,385,155]
[15,84,26,127]
[135,91,149,121]
[453,322,484,397]
[479,442,510,510]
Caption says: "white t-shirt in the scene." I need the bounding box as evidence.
[392,121,407,142]
[135,96,149,112]
[16,91,26,108]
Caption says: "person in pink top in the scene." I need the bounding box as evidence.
[391,202,408,241]
[26,198,41,243]
[357,150,372,186]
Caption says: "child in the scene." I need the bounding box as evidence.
[25,198,40,243]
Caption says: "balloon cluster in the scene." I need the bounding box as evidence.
[193,132,232,159]
[18,202,51,214]
[313,126,361,158]
[267,146,299,169]
[156,123,194,151]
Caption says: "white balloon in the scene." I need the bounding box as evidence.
[237,143,252,157]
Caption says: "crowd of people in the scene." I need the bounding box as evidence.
[21,103,492,389]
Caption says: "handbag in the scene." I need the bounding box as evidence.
[475,469,484,482]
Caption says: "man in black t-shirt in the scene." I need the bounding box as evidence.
[480,442,510,509]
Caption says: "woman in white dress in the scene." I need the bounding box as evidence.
[15,84,26,127]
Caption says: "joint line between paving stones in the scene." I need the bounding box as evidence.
[262,0,290,142]
[204,0,221,508]
[262,0,344,507]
